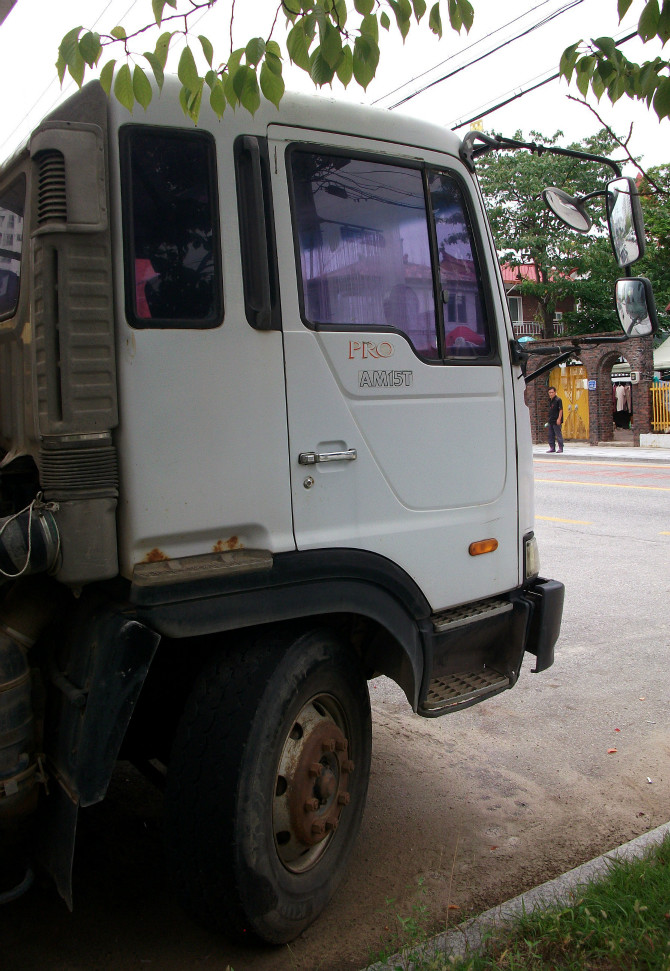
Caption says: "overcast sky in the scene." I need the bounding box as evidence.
[0,0,668,170]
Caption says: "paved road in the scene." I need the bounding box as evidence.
[3,451,669,971]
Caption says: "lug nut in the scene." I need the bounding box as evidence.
[335,739,348,752]
[341,759,354,774]
[337,792,350,806]
[311,821,325,836]
[309,762,323,777]
[325,818,339,832]
[304,798,319,812]
[322,738,336,753]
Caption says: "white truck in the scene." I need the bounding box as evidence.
[0,79,657,943]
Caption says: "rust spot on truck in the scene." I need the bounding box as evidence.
[213,536,243,552]
[142,548,170,563]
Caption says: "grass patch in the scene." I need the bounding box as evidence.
[370,833,670,971]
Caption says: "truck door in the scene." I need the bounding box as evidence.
[269,127,519,609]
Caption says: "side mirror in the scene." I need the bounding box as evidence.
[542,187,592,233]
[615,276,658,337]
[607,177,645,268]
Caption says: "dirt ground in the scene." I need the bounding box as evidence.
[3,662,669,971]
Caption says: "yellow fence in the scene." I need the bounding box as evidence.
[651,383,670,432]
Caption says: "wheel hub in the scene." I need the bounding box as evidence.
[273,696,355,871]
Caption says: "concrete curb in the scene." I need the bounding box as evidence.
[533,444,670,464]
[366,821,670,970]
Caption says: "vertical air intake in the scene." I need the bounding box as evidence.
[36,151,67,225]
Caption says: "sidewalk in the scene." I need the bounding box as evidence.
[533,440,670,463]
[366,822,670,970]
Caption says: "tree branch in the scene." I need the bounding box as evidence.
[566,94,667,197]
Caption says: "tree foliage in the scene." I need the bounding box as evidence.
[56,0,474,121]
[57,0,670,124]
[560,0,670,123]
[637,164,670,315]
[475,130,624,339]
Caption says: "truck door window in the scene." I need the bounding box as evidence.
[120,127,222,329]
[290,151,440,359]
[428,171,491,358]
[0,176,25,319]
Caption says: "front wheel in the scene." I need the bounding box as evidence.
[164,628,372,944]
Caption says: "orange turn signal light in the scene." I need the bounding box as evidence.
[469,538,499,556]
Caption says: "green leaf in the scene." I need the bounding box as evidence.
[56,52,67,85]
[354,0,375,13]
[448,0,462,31]
[265,51,283,75]
[245,37,266,66]
[199,35,214,67]
[152,0,166,25]
[333,0,348,27]
[266,40,282,59]
[309,48,336,85]
[143,51,165,90]
[638,0,660,41]
[390,0,412,39]
[110,25,127,40]
[114,63,134,111]
[59,26,83,67]
[458,0,474,30]
[260,59,285,106]
[99,59,116,95]
[429,2,443,36]
[209,78,226,117]
[380,10,391,29]
[287,23,311,70]
[154,32,173,69]
[336,43,353,84]
[591,70,605,100]
[132,65,153,109]
[658,2,670,42]
[68,49,86,87]
[233,65,261,114]
[412,0,427,21]
[653,76,670,118]
[223,68,239,108]
[353,33,379,89]
[360,13,379,41]
[182,79,204,123]
[178,45,200,91]
[617,0,634,20]
[283,0,301,13]
[593,35,617,59]
[575,54,596,96]
[321,21,343,66]
[560,42,581,79]
[79,31,102,67]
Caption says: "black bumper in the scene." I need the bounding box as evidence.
[521,576,565,673]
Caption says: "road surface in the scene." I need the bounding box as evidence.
[3,454,669,971]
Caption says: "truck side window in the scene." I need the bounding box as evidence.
[0,176,25,319]
[290,151,440,359]
[120,127,222,329]
[429,171,491,358]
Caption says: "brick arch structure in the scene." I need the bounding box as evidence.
[523,334,654,446]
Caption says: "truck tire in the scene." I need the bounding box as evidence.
[164,627,372,944]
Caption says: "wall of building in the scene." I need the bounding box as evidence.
[523,335,654,446]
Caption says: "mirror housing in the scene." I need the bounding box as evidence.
[542,187,592,233]
[607,177,645,268]
[615,276,658,337]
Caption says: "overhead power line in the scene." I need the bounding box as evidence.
[449,29,637,131]
[386,0,585,110]
[372,0,560,106]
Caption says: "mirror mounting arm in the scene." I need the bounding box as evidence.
[522,334,631,385]
[459,132,622,177]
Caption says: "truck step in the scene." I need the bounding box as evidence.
[421,668,511,715]
[431,598,512,633]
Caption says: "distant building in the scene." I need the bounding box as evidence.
[501,263,574,338]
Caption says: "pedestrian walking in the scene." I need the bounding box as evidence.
[546,386,564,453]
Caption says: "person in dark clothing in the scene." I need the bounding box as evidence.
[547,386,564,453]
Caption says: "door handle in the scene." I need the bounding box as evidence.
[298,449,357,465]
